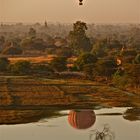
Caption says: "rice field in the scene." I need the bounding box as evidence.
[0,77,139,108]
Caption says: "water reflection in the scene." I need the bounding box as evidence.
[68,110,96,129]
[0,109,63,125]
[0,107,140,125]
[123,108,140,121]
[90,124,115,140]
[0,108,139,140]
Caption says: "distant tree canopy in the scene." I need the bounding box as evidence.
[21,38,46,52]
[11,38,21,48]
[92,39,108,57]
[2,47,23,55]
[0,57,9,72]
[54,47,73,58]
[0,36,5,46]
[68,21,91,54]
[121,50,137,57]
[108,39,122,49]
[44,21,48,28]
[28,28,36,38]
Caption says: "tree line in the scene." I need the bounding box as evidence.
[0,21,140,90]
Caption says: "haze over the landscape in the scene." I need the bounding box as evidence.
[0,0,140,23]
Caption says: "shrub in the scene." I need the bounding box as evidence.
[75,53,97,70]
[94,59,117,78]
[32,64,54,74]
[0,57,9,72]
[2,47,23,55]
[50,57,67,72]
[10,61,31,75]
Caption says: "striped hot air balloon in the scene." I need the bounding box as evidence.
[79,0,83,5]
[68,110,96,129]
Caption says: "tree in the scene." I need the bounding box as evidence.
[134,54,140,64]
[0,57,9,72]
[54,47,73,58]
[2,47,23,55]
[10,61,31,75]
[121,50,137,57]
[83,64,94,79]
[108,39,122,49]
[28,28,36,38]
[30,38,47,52]
[50,57,67,72]
[92,39,108,57]
[0,36,5,47]
[0,36,5,52]
[21,38,46,52]
[94,59,117,79]
[68,21,91,54]
[44,21,48,28]
[75,53,97,70]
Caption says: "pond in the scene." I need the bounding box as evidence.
[0,107,140,140]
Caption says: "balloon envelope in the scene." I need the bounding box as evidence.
[68,110,96,129]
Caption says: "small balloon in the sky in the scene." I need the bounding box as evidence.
[79,0,83,5]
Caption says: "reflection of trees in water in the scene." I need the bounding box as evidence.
[0,109,62,125]
[123,108,140,121]
[89,124,115,140]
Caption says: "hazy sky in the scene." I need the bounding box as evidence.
[0,0,140,23]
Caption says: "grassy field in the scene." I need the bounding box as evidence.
[0,76,140,109]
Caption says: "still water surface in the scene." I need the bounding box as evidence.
[0,108,139,140]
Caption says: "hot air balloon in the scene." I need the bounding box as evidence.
[68,110,96,129]
[79,0,83,5]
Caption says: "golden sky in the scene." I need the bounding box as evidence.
[0,0,140,23]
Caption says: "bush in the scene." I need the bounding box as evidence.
[75,53,97,70]
[32,64,54,74]
[134,54,140,64]
[10,61,31,75]
[0,57,9,72]
[50,57,67,72]
[113,73,130,88]
[2,47,23,55]
[94,59,117,78]
[83,64,94,79]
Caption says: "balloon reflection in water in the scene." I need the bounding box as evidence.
[89,124,115,140]
[68,110,96,129]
